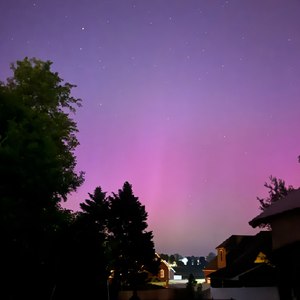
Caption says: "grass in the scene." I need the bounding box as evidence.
[148,281,167,287]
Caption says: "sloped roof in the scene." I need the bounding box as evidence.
[204,235,255,272]
[203,256,218,271]
[208,231,272,280]
[155,253,176,273]
[161,260,175,273]
[249,188,300,228]
[216,235,252,249]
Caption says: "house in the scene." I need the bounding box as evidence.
[203,235,254,283]
[249,187,300,300]
[203,256,218,283]
[208,232,276,287]
[179,257,188,265]
[158,259,175,284]
[153,253,176,287]
[203,232,279,300]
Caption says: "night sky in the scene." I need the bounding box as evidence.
[1,0,300,257]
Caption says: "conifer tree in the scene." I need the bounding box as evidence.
[108,182,159,289]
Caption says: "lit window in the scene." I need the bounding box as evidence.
[160,269,164,278]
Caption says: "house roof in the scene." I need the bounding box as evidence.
[249,188,300,228]
[203,256,218,271]
[204,235,255,273]
[216,235,252,249]
[208,231,272,280]
[214,235,256,268]
[161,260,176,273]
[155,253,176,273]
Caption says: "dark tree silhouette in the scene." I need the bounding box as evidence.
[199,256,205,264]
[257,175,295,229]
[54,183,159,299]
[169,254,175,264]
[206,252,216,262]
[0,57,84,300]
[185,273,197,300]
[108,182,160,291]
[53,187,109,300]
[80,186,109,224]
[160,253,169,262]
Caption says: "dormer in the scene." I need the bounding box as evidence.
[215,235,247,269]
[217,247,226,268]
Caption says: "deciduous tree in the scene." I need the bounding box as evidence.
[169,254,175,264]
[257,175,294,229]
[160,254,169,262]
[206,252,216,262]
[0,57,84,300]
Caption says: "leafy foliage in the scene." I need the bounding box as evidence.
[206,252,216,262]
[257,175,295,229]
[169,254,175,264]
[159,253,169,262]
[0,57,84,300]
[0,57,84,205]
[0,58,158,299]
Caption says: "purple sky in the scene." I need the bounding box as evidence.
[1,0,300,257]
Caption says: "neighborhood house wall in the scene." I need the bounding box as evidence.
[217,248,226,268]
[210,287,280,300]
[271,210,300,250]
[159,262,169,281]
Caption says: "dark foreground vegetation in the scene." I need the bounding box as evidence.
[0,58,159,300]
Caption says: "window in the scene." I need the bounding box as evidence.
[220,250,223,261]
[160,269,164,278]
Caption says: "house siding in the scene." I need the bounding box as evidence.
[158,262,169,281]
[211,286,280,300]
[217,248,226,268]
[271,210,300,250]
